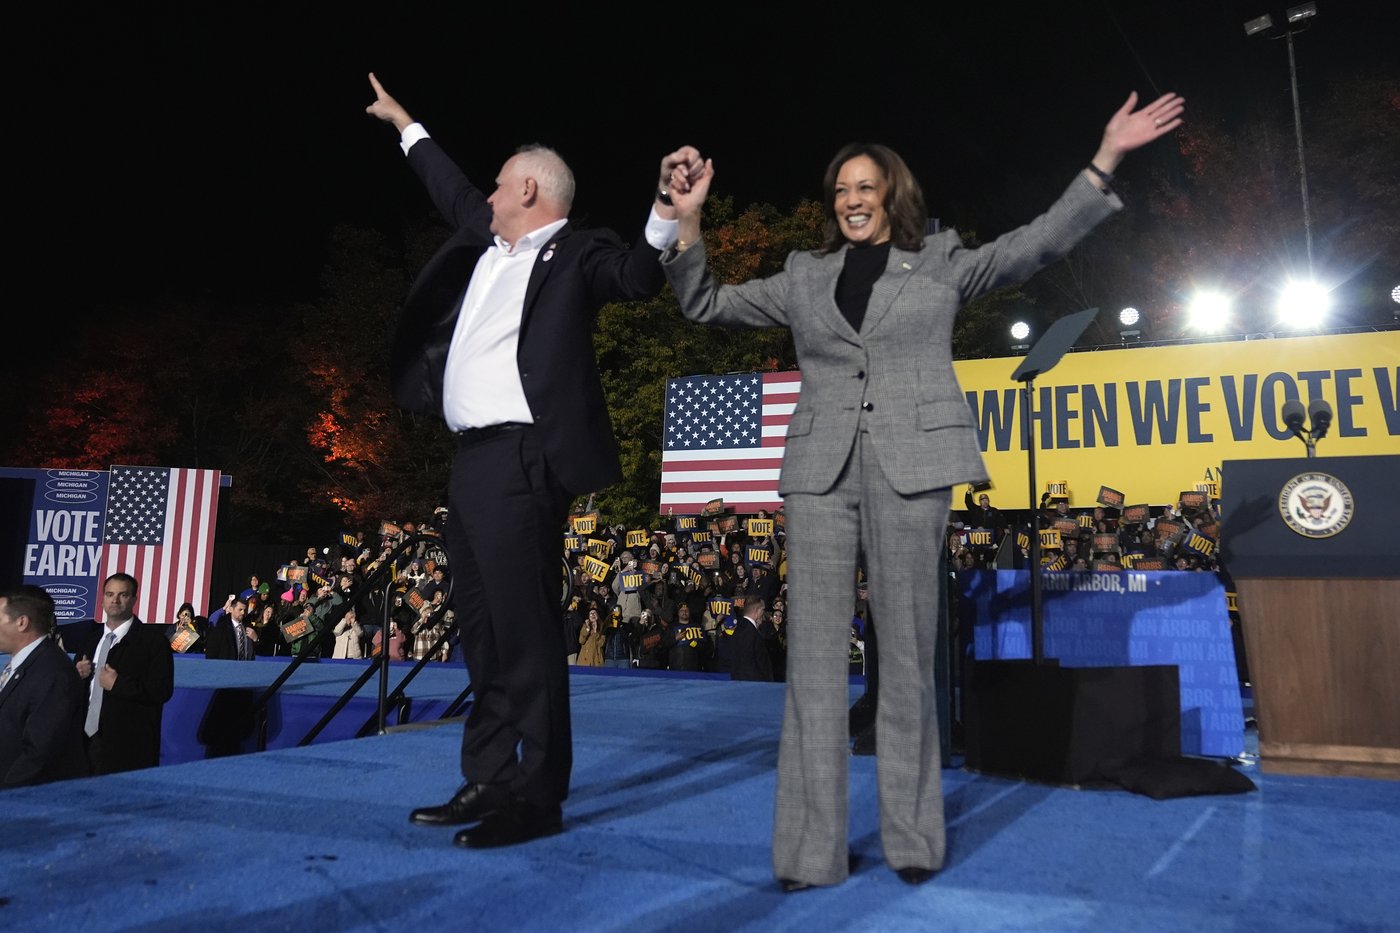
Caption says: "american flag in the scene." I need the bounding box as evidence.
[102,466,222,625]
[659,371,801,514]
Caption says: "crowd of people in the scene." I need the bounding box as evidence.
[159,482,1228,679]
[952,487,1227,575]
[163,517,457,664]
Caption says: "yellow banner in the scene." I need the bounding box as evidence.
[584,556,611,582]
[954,332,1400,507]
[571,514,597,535]
[587,538,611,559]
[626,530,650,548]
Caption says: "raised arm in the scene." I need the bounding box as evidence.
[658,152,794,329]
[1083,91,1185,190]
[365,71,415,133]
[365,72,490,236]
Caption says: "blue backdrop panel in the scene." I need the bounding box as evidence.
[961,569,1244,758]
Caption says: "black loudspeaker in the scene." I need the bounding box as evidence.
[965,660,1181,785]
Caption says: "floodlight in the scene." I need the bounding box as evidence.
[1186,291,1232,333]
[1243,13,1274,35]
[1276,278,1330,329]
[1286,2,1316,23]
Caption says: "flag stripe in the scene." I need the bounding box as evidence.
[660,371,800,513]
[661,476,784,491]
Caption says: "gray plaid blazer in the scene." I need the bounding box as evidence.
[662,174,1121,496]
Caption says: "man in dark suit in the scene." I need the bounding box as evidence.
[0,585,88,787]
[204,596,257,661]
[730,595,776,682]
[73,572,174,774]
[366,73,699,848]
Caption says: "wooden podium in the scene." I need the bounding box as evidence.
[1221,455,1400,780]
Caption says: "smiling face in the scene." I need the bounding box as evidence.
[833,155,891,246]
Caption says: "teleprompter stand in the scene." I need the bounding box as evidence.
[965,309,1181,784]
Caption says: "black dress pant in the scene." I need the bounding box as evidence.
[445,425,571,807]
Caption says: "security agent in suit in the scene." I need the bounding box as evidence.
[73,572,175,775]
[0,586,88,787]
[662,92,1185,889]
[729,595,777,682]
[365,74,700,848]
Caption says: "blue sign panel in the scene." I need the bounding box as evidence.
[961,569,1244,758]
[1,467,109,621]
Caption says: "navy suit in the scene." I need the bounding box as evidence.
[730,615,777,682]
[0,638,88,786]
[391,137,665,808]
[72,619,174,774]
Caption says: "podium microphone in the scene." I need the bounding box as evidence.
[1308,398,1333,440]
[1281,399,1307,439]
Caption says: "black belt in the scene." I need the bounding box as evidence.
[454,422,529,445]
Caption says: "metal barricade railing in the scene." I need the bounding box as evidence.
[251,534,470,750]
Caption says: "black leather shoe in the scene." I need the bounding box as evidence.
[409,784,508,826]
[895,866,935,885]
[453,800,563,849]
[779,878,815,893]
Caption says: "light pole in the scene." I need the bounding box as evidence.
[1245,3,1319,275]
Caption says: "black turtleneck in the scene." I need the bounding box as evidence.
[834,240,891,333]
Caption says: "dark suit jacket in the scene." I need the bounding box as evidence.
[0,638,89,786]
[730,616,776,682]
[389,137,666,497]
[203,621,251,661]
[73,619,175,774]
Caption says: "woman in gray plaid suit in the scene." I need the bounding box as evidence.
[662,91,1184,891]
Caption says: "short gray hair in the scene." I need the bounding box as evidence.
[514,144,575,211]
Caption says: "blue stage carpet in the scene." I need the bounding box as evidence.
[3,671,1398,932]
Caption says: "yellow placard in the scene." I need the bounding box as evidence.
[583,556,611,582]
[746,518,774,537]
[626,530,650,548]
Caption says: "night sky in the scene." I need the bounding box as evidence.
[12,1,1398,367]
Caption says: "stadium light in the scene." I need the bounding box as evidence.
[1010,320,1032,352]
[1275,278,1331,329]
[1118,307,1142,342]
[1186,290,1232,333]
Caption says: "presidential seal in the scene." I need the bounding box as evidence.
[1279,472,1354,538]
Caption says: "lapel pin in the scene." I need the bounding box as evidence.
[542,243,557,262]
